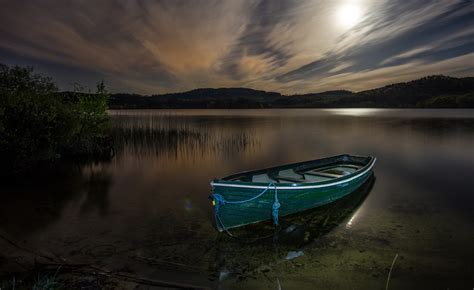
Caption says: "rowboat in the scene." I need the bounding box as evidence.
[210,154,376,232]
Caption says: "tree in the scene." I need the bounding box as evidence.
[0,63,111,174]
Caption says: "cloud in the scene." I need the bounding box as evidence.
[0,0,181,92]
[277,53,474,94]
[277,0,474,85]
[0,0,472,94]
[0,0,255,92]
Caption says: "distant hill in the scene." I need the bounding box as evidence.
[335,75,474,108]
[109,88,282,109]
[108,75,474,109]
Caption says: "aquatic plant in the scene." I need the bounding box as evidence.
[32,266,63,290]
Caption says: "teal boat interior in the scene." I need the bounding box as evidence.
[218,155,374,185]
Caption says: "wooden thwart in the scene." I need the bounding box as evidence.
[272,175,307,183]
[304,171,343,178]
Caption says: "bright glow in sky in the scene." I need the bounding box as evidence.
[336,3,362,28]
[0,0,472,94]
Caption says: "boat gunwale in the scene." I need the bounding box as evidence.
[211,155,376,190]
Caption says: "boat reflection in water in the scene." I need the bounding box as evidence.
[213,174,375,283]
[274,174,375,246]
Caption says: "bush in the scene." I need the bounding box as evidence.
[0,63,111,174]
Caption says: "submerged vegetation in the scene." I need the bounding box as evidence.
[0,63,112,175]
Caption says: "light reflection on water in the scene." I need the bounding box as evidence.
[1,109,473,288]
[324,108,381,116]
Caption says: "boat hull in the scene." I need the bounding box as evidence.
[210,155,375,232]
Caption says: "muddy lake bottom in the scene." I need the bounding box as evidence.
[1,109,473,289]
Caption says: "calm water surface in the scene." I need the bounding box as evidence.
[1,109,473,289]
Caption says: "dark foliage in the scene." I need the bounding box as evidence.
[0,63,111,174]
[336,75,474,108]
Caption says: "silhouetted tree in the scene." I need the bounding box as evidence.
[0,63,111,174]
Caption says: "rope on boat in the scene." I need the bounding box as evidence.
[212,182,280,234]
[272,191,280,226]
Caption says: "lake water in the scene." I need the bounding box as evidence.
[1,109,473,289]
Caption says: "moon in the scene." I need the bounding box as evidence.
[336,3,362,29]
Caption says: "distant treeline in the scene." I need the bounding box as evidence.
[109,75,474,109]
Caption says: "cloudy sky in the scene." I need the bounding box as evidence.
[0,0,473,94]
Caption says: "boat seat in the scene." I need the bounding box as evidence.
[272,175,307,183]
[303,174,332,182]
[278,169,304,178]
[324,169,352,176]
[271,169,308,183]
[332,166,358,173]
[304,171,342,178]
[252,174,277,183]
[340,164,362,170]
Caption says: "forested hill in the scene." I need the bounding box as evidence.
[334,75,474,108]
[108,75,474,109]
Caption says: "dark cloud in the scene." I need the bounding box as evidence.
[0,0,472,94]
[220,0,300,79]
[0,0,179,92]
[277,1,474,83]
